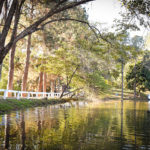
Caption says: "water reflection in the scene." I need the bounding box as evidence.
[134,101,137,148]
[5,114,10,150]
[0,100,150,150]
[21,111,25,150]
[120,100,123,149]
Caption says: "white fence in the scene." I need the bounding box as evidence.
[0,89,71,100]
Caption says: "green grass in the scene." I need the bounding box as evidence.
[100,88,148,101]
[0,98,72,114]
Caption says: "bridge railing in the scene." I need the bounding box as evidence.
[0,89,71,100]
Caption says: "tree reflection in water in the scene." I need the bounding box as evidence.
[0,100,150,150]
[120,100,124,149]
[5,114,10,150]
[134,100,137,149]
[21,111,25,150]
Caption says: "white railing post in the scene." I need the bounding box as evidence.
[4,90,8,100]
[20,92,22,98]
[17,91,20,100]
[14,92,17,97]
[51,92,54,98]
[36,92,38,98]
[0,89,63,100]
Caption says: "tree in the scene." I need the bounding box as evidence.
[104,32,134,100]
[87,71,109,95]
[130,35,144,98]
[0,0,94,66]
[121,0,150,27]
[7,33,17,96]
[126,62,150,95]
[22,1,33,92]
[22,35,32,92]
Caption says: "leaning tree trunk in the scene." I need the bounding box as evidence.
[0,0,7,81]
[22,35,31,95]
[7,41,17,97]
[0,63,2,81]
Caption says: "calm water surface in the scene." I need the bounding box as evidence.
[0,100,150,150]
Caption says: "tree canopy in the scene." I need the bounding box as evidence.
[121,0,150,28]
[0,0,94,65]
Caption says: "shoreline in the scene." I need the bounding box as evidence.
[0,98,76,115]
[0,90,148,115]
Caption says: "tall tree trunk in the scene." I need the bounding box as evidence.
[38,72,43,92]
[22,35,31,94]
[43,73,47,96]
[0,0,5,14]
[50,80,55,93]
[0,0,7,82]
[0,63,2,81]
[21,0,33,95]
[121,62,124,101]
[57,77,61,93]
[7,42,17,97]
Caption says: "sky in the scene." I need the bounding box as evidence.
[85,0,122,27]
[85,0,148,38]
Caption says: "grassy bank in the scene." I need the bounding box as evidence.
[100,89,148,101]
[0,98,73,114]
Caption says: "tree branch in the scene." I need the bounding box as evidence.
[0,0,5,14]
[62,87,83,97]
[40,18,99,39]
[13,0,94,43]
[39,18,113,45]
[5,0,26,58]
[60,64,80,98]
[0,0,17,46]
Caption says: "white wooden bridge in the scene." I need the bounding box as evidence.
[0,89,71,100]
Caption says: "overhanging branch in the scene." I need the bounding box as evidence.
[40,18,99,40]
[14,0,94,43]
[62,87,83,97]
[39,18,113,45]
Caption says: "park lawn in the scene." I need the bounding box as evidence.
[100,88,148,101]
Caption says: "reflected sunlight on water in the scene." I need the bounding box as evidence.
[0,100,150,150]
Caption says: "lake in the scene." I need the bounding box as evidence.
[0,100,150,150]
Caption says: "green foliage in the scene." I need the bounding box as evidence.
[0,0,145,98]
[126,62,150,93]
[119,0,150,28]
[88,71,110,94]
